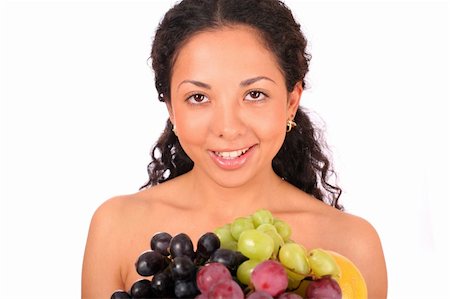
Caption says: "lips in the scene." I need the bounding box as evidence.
[213,147,250,159]
[209,145,256,170]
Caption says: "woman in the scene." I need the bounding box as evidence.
[82,0,388,298]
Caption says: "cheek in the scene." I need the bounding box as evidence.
[175,109,210,147]
[255,106,287,140]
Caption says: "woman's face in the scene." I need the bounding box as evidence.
[169,25,301,188]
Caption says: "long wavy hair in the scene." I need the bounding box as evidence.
[141,0,343,209]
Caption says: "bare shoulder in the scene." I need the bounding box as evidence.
[316,206,388,299]
[277,189,387,298]
[86,192,151,236]
[89,180,180,225]
[328,209,383,255]
[81,189,164,299]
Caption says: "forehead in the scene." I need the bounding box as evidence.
[171,25,284,84]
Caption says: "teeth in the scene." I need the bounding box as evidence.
[215,147,250,159]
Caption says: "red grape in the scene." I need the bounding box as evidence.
[196,262,232,294]
[246,290,273,298]
[278,292,303,299]
[251,260,288,297]
[306,276,342,299]
[208,279,244,299]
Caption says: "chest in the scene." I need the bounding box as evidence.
[120,208,345,292]
[121,212,228,291]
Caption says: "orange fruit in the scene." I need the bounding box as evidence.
[327,250,368,299]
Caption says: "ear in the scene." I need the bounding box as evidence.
[287,82,303,118]
[165,101,175,125]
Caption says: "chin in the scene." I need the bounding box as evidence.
[211,173,255,189]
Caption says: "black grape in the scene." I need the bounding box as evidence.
[174,279,200,298]
[135,250,167,277]
[209,248,239,274]
[151,232,172,256]
[130,279,154,299]
[170,256,196,281]
[196,232,221,259]
[235,250,249,266]
[151,268,174,297]
[110,290,131,299]
[169,233,195,259]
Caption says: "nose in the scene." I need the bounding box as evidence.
[211,98,246,140]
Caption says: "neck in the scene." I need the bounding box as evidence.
[183,166,285,220]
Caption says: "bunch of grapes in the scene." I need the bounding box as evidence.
[111,209,343,299]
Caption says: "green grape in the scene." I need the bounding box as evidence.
[231,217,255,240]
[214,224,238,250]
[294,279,312,298]
[285,267,306,282]
[279,243,310,275]
[237,229,274,261]
[274,219,292,242]
[252,209,274,227]
[256,223,278,234]
[264,230,284,258]
[308,248,341,279]
[287,275,302,290]
[236,259,260,285]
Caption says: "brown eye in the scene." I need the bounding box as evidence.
[193,94,204,102]
[249,91,261,99]
[245,90,267,102]
[187,93,209,104]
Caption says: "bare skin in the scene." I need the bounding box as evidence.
[82,172,387,298]
[82,26,387,298]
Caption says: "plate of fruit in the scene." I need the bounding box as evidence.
[111,209,367,299]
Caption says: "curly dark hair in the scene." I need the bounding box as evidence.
[141,0,343,209]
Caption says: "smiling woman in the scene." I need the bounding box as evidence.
[167,26,297,185]
[81,0,387,298]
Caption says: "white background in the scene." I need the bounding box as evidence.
[1,0,449,298]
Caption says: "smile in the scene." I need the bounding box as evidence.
[209,145,256,170]
[213,147,250,159]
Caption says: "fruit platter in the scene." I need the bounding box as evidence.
[111,209,367,299]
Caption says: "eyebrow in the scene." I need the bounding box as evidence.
[178,80,211,90]
[177,76,276,90]
[240,76,276,87]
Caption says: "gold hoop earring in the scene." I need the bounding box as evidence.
[172,125,177,136]
[287,119,297,132]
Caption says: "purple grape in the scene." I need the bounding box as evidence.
[209,248,238,274]
[151,232,172,256]
[246,290,273,298]
[251,260,288,297]
[278,292,303,299]
[130,279,154,299]
[110,290,131,299]
[208,279,244,299]
[196,232,221,259]
[151,268,174,297]
[306,276,342,299]
[170,233,195,259]
[170,255,196,281]
[234,251,249,266]
[174,279,200,298]
[135,250,167,277]
[196,262,232,294]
